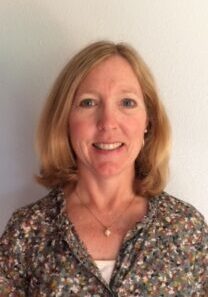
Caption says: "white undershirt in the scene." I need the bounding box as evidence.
[95,260,116,284]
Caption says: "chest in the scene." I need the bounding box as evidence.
[67,198,148,260]
[27,233,200,297]
[73,222,130,260]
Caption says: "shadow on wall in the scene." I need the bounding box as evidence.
[0,2,78,232]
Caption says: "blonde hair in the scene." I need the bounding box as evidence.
[36,40,171,197]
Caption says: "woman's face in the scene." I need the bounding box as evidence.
[69,55,147,179]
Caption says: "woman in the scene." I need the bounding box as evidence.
[0,41,207,296]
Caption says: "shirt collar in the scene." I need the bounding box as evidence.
[50,187,104,281]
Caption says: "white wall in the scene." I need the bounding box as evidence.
[0,0,208,233]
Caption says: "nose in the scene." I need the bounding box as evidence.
[97,105,118,131]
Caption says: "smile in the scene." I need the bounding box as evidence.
[93,142,124,151]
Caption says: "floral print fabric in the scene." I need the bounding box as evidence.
[0,188,207,296]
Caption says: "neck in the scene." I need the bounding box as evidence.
[65,168,136,211]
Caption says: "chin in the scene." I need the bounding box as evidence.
[93,162,132,179]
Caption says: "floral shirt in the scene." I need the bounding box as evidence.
[0,188,207,297]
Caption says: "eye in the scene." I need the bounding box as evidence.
[79,98,97,108]
[121,98,137,108]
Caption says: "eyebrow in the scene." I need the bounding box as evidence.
[75,90,100,97]
[119,88,142,96]
[76,88,142,98]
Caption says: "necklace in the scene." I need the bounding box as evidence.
[75,191,135,237]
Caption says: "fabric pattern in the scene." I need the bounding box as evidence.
[0,188,207,296]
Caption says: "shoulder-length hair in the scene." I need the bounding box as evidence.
[35,40,171,197]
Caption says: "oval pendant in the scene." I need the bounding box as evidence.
[104,228,111,237]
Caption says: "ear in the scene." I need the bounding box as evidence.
[144,118,150,134]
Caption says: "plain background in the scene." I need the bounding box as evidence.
[0,0,208,234]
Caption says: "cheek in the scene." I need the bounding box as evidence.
[127,116,147,137]
[69,120,83,147]
[69,119,85,158]
[69,116,94,143]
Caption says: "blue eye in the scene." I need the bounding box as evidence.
[121,98,137,108]
[79,98,96,108]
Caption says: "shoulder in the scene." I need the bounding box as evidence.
[155,191,206,223]
[0,188,66,287]
[1,188,64,240]
[152,192,208,289]
[153,191,208,244]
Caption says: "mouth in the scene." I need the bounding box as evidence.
[93,142,124,151]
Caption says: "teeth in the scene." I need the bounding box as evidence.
[93,142,123,150]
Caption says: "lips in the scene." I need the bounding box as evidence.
[93,142,124,151]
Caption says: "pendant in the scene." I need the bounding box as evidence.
[104,228,111,237]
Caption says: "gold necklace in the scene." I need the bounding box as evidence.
[75,191,135,237]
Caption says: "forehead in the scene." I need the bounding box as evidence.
[76,55,142,94]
